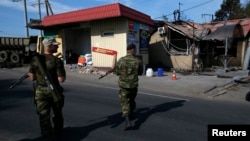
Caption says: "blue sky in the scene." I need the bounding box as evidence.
[0,0,247,37]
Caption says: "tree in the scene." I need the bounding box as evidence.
[243,1,250,17]
[213,0,245,21]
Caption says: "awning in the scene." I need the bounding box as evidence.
[203,24,244,40]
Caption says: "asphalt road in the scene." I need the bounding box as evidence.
[1,68,250,141]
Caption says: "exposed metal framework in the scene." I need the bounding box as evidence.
[44,0,53,16]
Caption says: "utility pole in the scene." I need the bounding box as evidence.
[173,2,183,21]
[12,0,29,37]
[44,0,54,16]
[38,0,42,36]
[38,0,42,21]
[23,0,29,37]
[178,2,183,20]
[31,0,44,36]
[179,2,183,12]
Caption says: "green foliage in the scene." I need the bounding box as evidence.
[244,1,250,17]
[213,0,245,21]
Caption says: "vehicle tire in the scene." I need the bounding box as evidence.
[10,52,20,63]
[0,51,8,62]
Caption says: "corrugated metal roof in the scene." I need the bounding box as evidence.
[162,18,250,41]
[41,3,153,27]
[203,18,250,38]
[164,21,209,40]
[203,24,244,40]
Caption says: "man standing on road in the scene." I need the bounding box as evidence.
[28,38,66,141]
[107,43,143,130]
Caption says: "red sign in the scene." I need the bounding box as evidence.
[92,47,117,55]
[128,21,134,31]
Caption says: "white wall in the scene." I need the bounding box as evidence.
[91,18,127,67]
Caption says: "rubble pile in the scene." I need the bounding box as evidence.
[69,64,109,75]
[77,65,98,74]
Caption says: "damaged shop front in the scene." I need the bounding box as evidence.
[149,18,250,72]
[149,20,208,71]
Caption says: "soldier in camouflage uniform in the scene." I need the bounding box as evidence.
[28,38,66,141]
[108,43,143,130]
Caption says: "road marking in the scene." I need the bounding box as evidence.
[2,70,190,102]
[65,80,118,90]
[138,91,190,101]
[66,80,190,101]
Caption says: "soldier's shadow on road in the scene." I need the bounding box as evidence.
[132,100,186,130]
[18,100,186,141]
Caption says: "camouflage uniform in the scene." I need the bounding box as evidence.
[29,54,66,141]
[114,54,143,118]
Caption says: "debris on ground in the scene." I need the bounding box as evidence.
[201,74,250,99]
[67,64,111,75]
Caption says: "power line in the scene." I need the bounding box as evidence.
[181,0,214,13]
[153,0,214,20]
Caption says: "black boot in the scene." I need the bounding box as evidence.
[123,116,133,131]
[53,116,64,135]
[128,112,135,120]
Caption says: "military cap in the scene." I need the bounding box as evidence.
[127,43,136,50]
[42,38,60,47]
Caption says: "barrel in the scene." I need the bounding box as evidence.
[157,68,163,76]
[146,68,153,77]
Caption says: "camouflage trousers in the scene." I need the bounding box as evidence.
[119,87,138,117]
[35,87,64,141]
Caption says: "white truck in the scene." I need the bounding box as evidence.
[0,36,39,68]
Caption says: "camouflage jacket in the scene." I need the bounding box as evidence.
[29,54,66,88]
[114,54,143,88]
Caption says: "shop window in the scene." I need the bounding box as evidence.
[102,31,114,37]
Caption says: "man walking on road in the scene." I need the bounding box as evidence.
[107,43,143,130]
[28,38,66,141]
